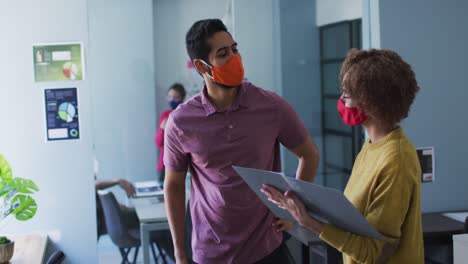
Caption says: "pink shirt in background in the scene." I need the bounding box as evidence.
[164,82,309,264]
[155,109,172,171]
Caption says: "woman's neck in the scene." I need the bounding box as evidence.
[363,120,398,143]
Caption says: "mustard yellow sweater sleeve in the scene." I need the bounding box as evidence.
[319,155,412,263]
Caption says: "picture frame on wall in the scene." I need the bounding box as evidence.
[33,42,85,82]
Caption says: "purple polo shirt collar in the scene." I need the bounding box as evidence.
[200,83,250,116]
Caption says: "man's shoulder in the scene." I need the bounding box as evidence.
[160,109,172,118]
[245,82,284,104]
[169,93,204,120]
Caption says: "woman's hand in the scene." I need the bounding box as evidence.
[273,219,294,232]
[261,184,309,225]
[261,184,326,234]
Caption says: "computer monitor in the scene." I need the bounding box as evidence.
[134,180,164,197]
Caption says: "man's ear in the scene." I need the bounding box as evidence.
[193,59,210,75]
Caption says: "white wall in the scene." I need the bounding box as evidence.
[316,0,362,26]
[362,0,381,49]
[371,0,468,213]
[278,0,323,181]
[88,0,157,198]
[0,0,97,262]
[233,0,281,93]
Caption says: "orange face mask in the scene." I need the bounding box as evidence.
[204,54,244,87]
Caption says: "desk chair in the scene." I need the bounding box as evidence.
[98,192,168,263]
[464,217,468,233]
[46,250,65,264]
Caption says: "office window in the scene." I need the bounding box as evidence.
[320,19,363,191]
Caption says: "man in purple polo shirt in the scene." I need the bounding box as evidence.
[164,19,320,264]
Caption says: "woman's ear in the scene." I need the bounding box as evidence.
[193,59,209,75]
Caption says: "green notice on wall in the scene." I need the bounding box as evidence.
[33,42,84,82]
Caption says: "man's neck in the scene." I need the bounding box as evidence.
[205,80,239,111]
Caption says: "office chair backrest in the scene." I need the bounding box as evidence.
[98,191,136,248]
[464,216,468,233]
[46,250,65,264]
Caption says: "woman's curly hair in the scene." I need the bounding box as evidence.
[340,49,420,127]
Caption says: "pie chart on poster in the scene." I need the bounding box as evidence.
[62,62,79,80]
[58,102,76,123]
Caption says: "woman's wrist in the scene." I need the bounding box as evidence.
[300,214,325,234]
[296,209,311,226]
[298,214,310,227]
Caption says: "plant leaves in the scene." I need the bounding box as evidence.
[0,183,8,197]
[11,194,38,221]
[7,178,39,194]
[0,155,13,182]
[0,156,39,223]
[0,237,10,244]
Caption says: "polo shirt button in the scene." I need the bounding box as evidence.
[228,124,234,129]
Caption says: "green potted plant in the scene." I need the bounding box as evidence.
[0,155,38,263]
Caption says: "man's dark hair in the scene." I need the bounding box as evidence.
[185,19,228,63]
[169,83,186,100]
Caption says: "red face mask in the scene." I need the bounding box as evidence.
[204,54,244,87]
[337,99,368,126]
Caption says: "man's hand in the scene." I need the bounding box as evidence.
[291,135,319,182]
[118,179,136,197]
[165,169,188,264]
[175,252,189,264]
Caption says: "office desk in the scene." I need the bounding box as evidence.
[302,238,341,264]
[131,196,169,264]
[9,234,48,264]
[423,212,465,241]
[301,212,465,264]
[423,212,465,264]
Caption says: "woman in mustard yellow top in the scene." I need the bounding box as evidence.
[262,49,424,264]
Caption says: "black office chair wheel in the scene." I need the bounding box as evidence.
[46,250,66,264]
